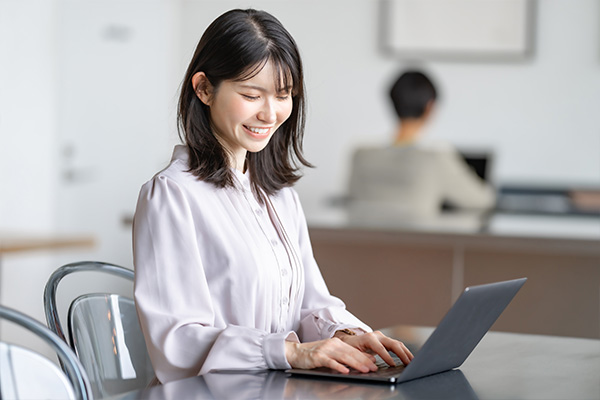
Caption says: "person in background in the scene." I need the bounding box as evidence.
[347,70,496,226]
[132,8,413,385]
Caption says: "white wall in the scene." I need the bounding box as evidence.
[54,0,181,266]
[0,1,58,231]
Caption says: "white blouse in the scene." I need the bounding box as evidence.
[133,145,370,383]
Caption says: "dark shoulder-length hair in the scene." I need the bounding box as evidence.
[177,8,312,201]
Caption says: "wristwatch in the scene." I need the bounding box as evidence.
[335,328,357,336]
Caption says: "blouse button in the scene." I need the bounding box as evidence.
[271,239,279,247]
[282,297,289,305]
[281,269,288,277]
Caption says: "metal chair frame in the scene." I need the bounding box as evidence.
[44,261,134,346]
[44,261,155,398]
[0,305,92,400]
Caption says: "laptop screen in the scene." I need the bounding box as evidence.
[460,151,490,181]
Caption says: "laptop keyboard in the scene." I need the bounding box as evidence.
[347,353,406,377]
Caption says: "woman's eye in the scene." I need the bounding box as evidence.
[277,95,290,101]
[242,94,259,100]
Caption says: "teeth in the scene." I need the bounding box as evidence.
[247,126,269,134]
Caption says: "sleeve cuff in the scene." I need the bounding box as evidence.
[262,331,299,370]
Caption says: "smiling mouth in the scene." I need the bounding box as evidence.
[244,125,272,137]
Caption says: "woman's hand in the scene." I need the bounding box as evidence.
[285,337,378,374]
[334,330,414,367]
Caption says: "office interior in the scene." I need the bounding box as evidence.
[0,0,599,364]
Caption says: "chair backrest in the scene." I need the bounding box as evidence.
[44,261,154,398]
[0,305,92,400]
[68,294,155,397]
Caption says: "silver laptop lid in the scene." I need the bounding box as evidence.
[287,277,527,384]
[398,277,527,382]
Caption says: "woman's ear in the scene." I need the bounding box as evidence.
[192,72,213,106]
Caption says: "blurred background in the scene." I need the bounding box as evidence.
[1,0,599,359]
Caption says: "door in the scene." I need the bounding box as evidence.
[55,1,180,268]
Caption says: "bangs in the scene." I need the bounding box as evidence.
[235,53,297,95]
[271,54,296,94]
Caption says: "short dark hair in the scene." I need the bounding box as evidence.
[389,71,437,119]
[177,9,311,201]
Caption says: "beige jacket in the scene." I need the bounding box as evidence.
[347,143,496,225]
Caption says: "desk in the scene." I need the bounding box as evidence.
[109,326,600,400]
[0,233,94,254]
[0,232,95,298]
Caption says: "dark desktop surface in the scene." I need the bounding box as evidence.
[109,326,600,400]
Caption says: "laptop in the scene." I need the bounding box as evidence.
[461,151,492,181]
[286,277,527,384]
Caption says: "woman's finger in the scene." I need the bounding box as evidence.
[302,338,377,373]
[371,339,398,366]
[343,331,397,367]
[324,357,350,374]
[332,344,378,373]
[379,336,413,365]
[356,332,413,367]
[401,341,415,361]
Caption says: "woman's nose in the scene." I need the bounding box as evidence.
[257,100,276,123]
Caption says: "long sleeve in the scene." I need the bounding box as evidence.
[133,174,298,384]
[438,148,496,209]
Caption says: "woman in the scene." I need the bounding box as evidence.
[133,8,413,384]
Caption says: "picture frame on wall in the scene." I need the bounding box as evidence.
[379,0,536,62]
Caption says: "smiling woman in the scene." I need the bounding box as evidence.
[132,8,413,385]
[176,8,309,202]
[191,60,294,171]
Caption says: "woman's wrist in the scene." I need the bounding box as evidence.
[284,340,299,365]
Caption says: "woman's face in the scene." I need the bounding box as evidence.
[199,60,293,171]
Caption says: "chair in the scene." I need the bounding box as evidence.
[0,305,92,400]
[44,261,155,399]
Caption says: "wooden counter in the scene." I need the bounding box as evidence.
[0,233,95,254]
[308,213,600,339]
